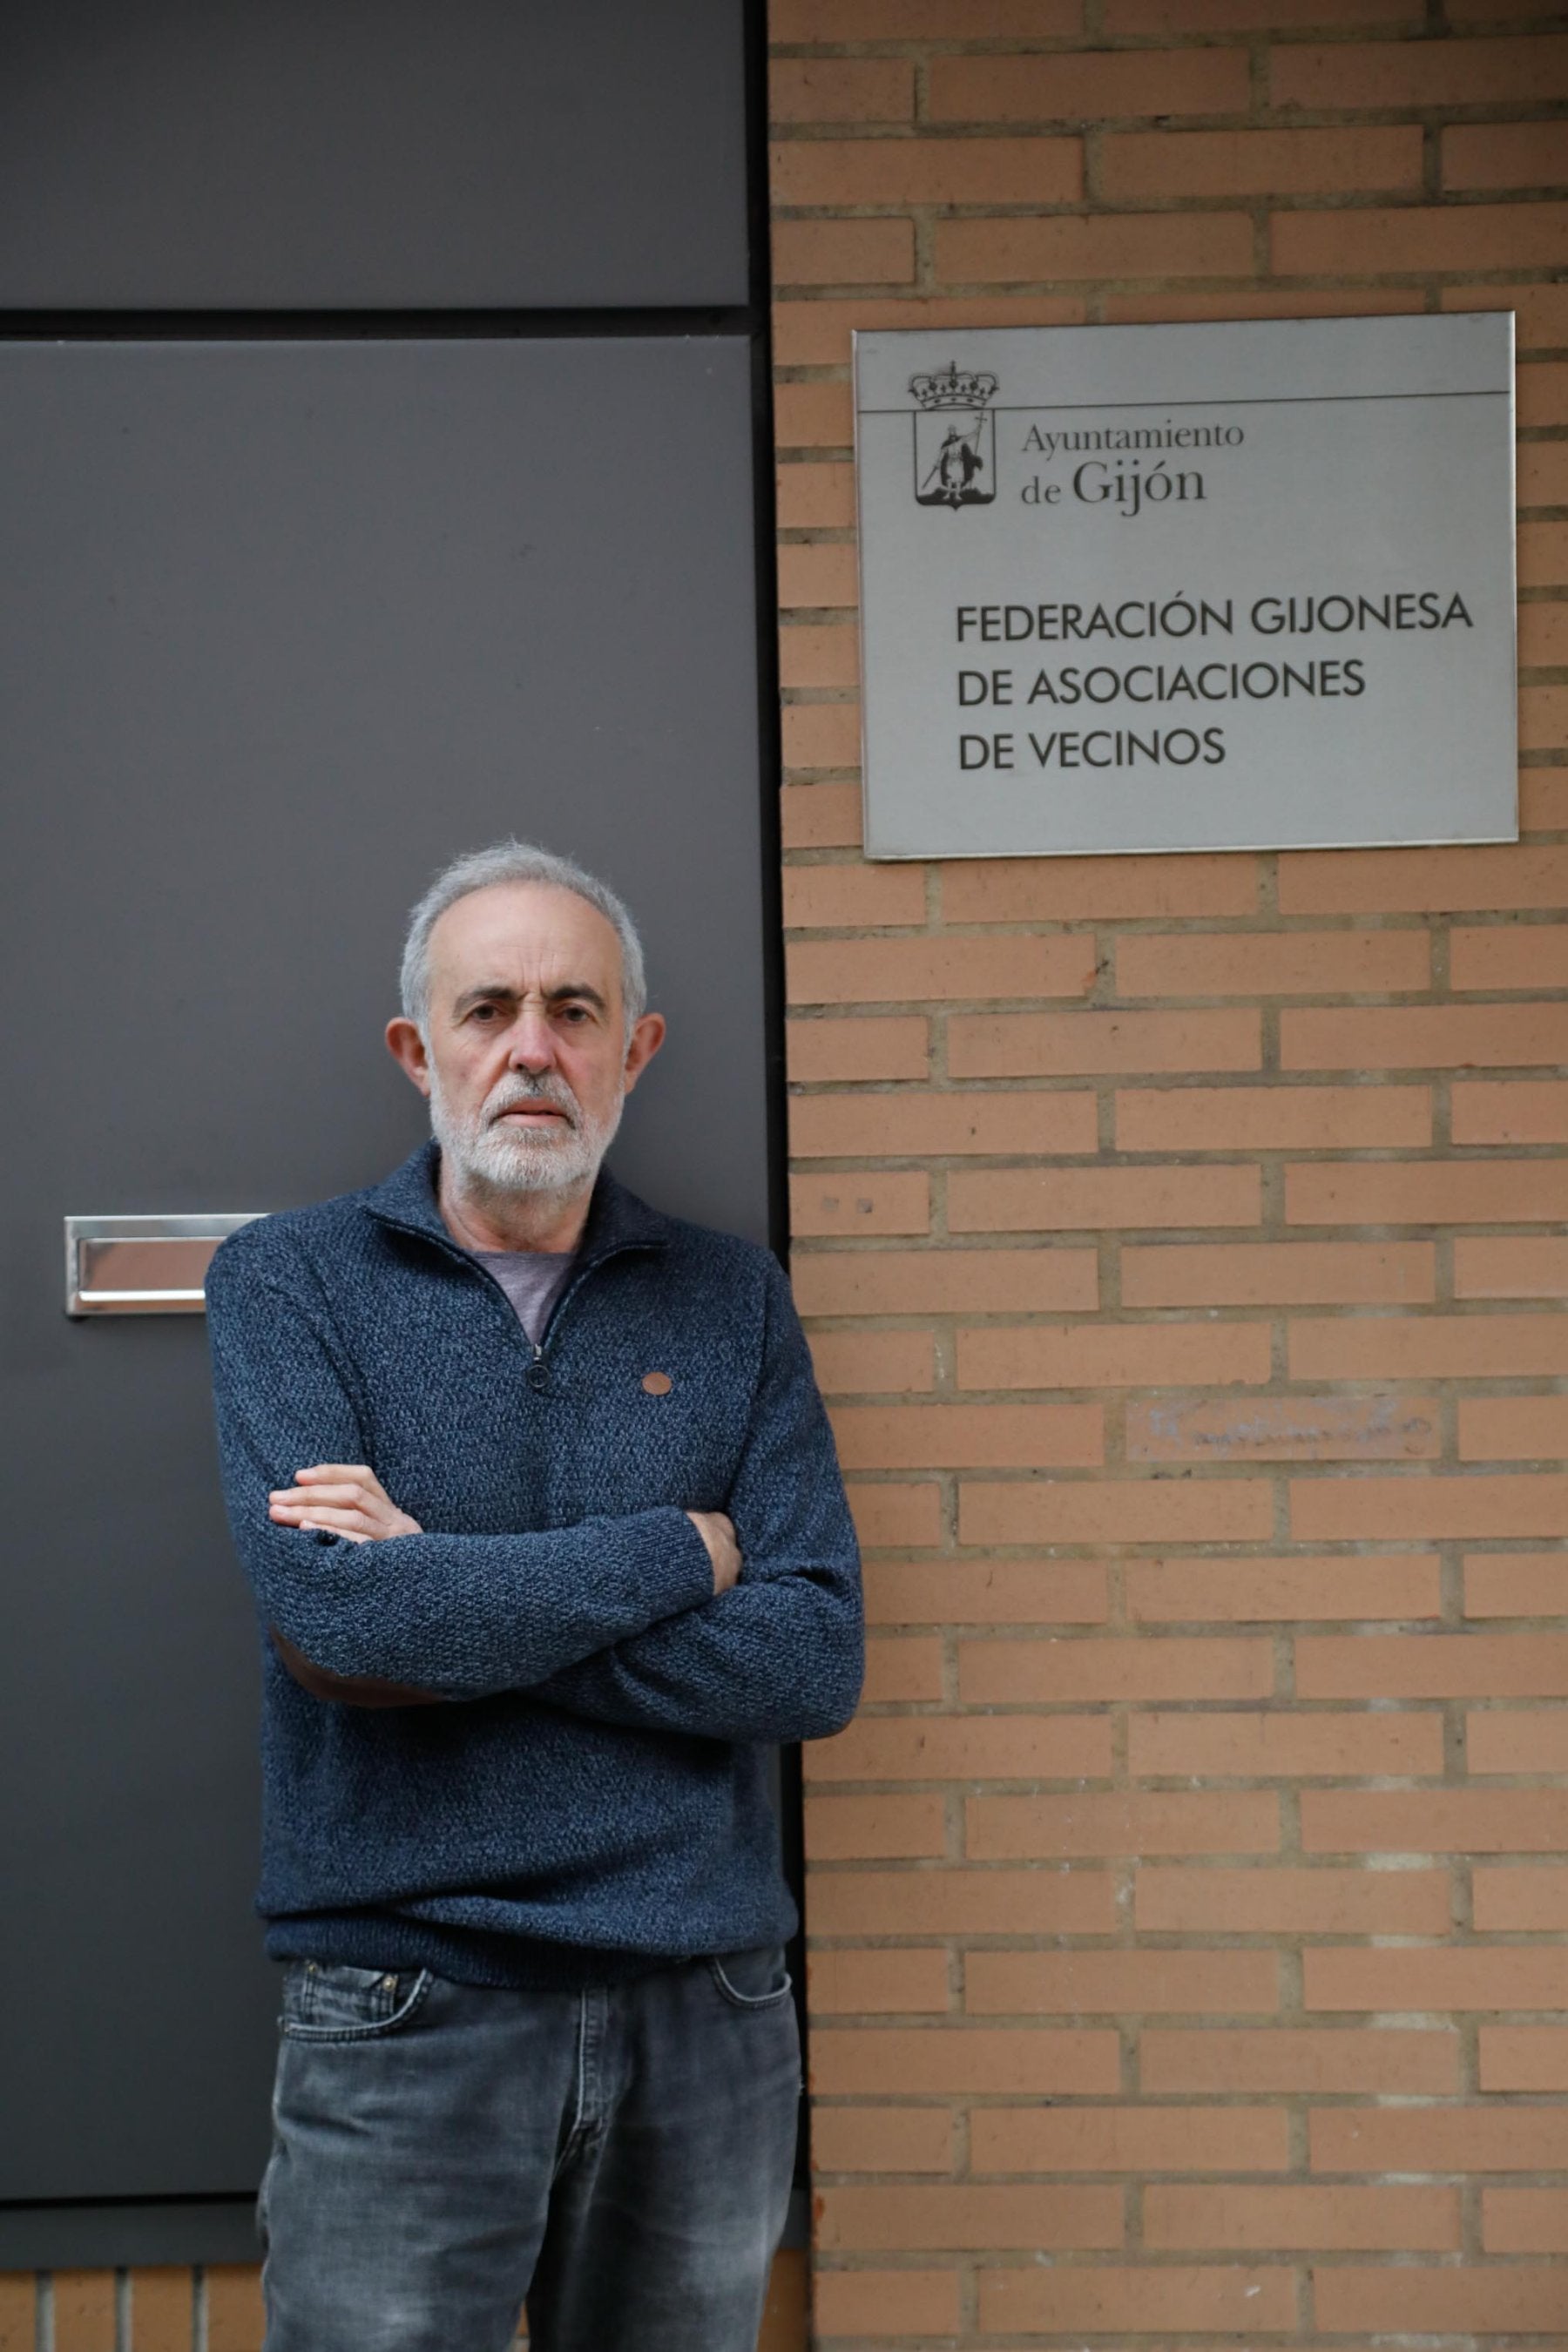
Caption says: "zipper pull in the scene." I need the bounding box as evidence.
[526,1342,549,1394]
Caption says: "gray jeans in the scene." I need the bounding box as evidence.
[259,1949,801,2352]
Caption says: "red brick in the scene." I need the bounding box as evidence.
[773,0,1082,31]
[805,1711,1109,1783]
[1273,34,1568,108]
[1474,1866,1568,1929]
[770,136,1081,207]
[773,292,1085,368]
[1292,1474,1568,1543]
[1467,1552,1568,1616]
[1444,123,1568,187]
[774,459,854,530]
[786,1014,929,1081]
[1123,1240,1434,1307]
[961,1476,1274,1545]
[958,1320,1271,1390]
[1125,1554,1441,1622]
[929,49,1251,123]
[789,1171,929,1235]
[943,853,1255,923]
[809,2024,1119,2095]
[53,2277,115,2352]
[1448,922,1568,988]
[950,1007,1260,1078]
[1314,2266,1568,2335]
[772,382,853,454]
[1463,1394,1568,1458]
[1275,201,1568,277]
[979,2266,1294,2334]
[967,1789,1280,1858]
[1146,2181,1458,2251]
[806,1793,947,1858]
[809,1948,950,2013]
[811,2106,955,2175]
[1482,2025,1568,2091]
[968,1946,1278,2014]
[1452,1083,1568,1144]
[1299,1631,1568,1698]
[1303,1786,1568,1852]
[1286,1000,1568,1071]
[779,618,857,690]
[808,1327,935,1395]
[1467,1709,1568,1774]
[864,1557,1108,1624]
[961,1634,1272,1704]
[806,1865,1116,1936]
[789,934,1093,1004]
[776,548,859,620]
[1117,926,1429,999]
[1129,1707,1443,1779]
[1485,2189,1568,2254]
[1105,285,1426,323]
[781,699,860,770]
[0,2279,32,2352]
[782,861,920,928]
[1127,1393,1438,1463]
[781,782,861,849]
[971,2105,1288,2173]
[1454,1235,1568,1297]
[862,1635,944,1702]
[128,2271,191,2352]
[831,1399,1100,1468]
[950,1163,1260,1233]
[1520,442,1568,507]
[1119,1083,1431,1152]
[1278,843,1568,917]
[769,57,915,124]
[1288,1159,1568,1226]
[1518,596,1568,660]
[206,2271,265,2352]
[1520,771,1568,828]
[817,2180,1121,2252]
[1444,283,1568,348]
[811,2268,961,2339]
[1135,1864,1450,1935]
[799,1082,1105,1166]
[938,210,1254,284]
[791,1245,1098,1316]
[1291,1311,1568,1381]
[1107,0,1422,21]
[846,1477,939,1544]
[1102,124,1423,200]
[774,218,916,286]
[1142,2026,1456,2092]
[1308,1944,1568,2011]
[1519,519,1568,587]
[1314,2106,1568,2174]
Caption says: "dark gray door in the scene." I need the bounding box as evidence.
[0,335,770,2216]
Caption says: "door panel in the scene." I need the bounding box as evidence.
[0,335,768,2200]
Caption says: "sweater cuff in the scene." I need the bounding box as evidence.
[641,1504,721,1624]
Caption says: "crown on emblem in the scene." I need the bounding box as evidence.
[909,360,998,411]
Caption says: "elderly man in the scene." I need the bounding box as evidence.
[206,840,862,2352]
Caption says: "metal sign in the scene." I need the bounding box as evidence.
[854,314,1517,860]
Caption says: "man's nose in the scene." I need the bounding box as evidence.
[507,1005,558,1071]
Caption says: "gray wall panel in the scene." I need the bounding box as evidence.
[0,1,748,310]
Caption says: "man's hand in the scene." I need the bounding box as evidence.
[686,1510,741,1595]
[268,1463,422,1544]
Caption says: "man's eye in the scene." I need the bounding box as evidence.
[470,1004,502,1022]
[558,1005,591,1024]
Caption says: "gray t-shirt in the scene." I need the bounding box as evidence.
[471,1249,576,1346]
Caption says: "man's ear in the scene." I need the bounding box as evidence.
[622,1011,666,1097]
[385,1017,433,1098]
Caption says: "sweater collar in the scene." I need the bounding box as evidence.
[362,1139,671,1267]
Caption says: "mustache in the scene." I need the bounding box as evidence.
[483,1074,582,1128]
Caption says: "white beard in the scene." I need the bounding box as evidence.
[428,1064,623,1201]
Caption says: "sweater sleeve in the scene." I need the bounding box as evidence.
[528,1255,864,1744]
[205,1232,716,1695]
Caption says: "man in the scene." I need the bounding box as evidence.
[206,839,863,2352]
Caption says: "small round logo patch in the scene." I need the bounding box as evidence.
[641,1370,672,1396]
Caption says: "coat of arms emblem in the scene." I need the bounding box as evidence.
[911,361,998,510]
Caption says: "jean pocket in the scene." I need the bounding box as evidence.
[280,1958,433,2041]
[706,1944,793,2011]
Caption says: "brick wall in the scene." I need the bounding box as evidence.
[771,4,1568,2345]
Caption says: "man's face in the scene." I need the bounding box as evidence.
[390,882,662,1202]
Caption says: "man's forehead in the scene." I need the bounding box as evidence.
[429,882,621,988]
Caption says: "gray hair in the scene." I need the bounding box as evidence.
[399,840,647,1032]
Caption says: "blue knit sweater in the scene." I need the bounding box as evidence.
[206,1144,863,1988]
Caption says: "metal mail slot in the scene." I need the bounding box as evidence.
[64,1213,266,1316]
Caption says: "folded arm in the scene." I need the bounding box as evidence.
[206,1235,716,1697]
